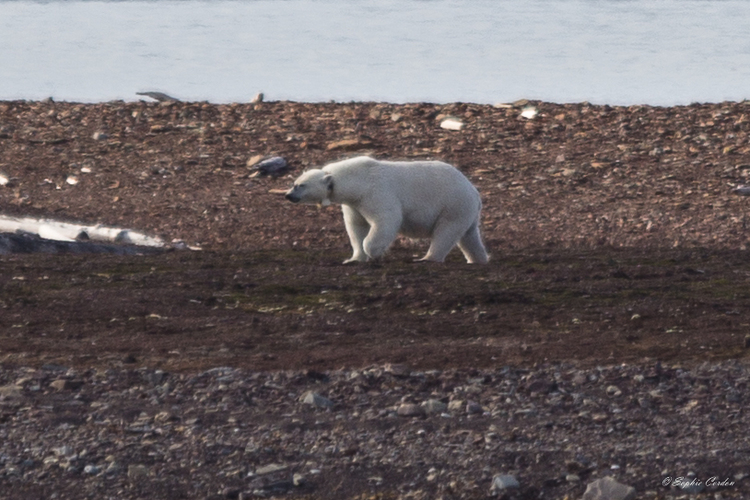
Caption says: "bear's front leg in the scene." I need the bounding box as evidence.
[342,205,370,264]
[363,217,400,261]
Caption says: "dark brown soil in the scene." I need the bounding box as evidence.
[2,98,750,371]
[1,245,750,373]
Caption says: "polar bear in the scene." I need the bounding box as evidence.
[285,156,488,264]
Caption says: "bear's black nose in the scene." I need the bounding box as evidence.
[285,193,299,203]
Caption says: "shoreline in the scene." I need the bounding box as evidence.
[3,98,750,251]
[3,96,750,107]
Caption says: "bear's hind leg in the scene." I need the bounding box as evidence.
[458,222,489,264]
[418,218,470,263]
[342,205,370,263]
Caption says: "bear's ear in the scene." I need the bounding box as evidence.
[324,174,334,192]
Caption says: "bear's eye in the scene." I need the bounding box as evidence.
[298,183,306,188]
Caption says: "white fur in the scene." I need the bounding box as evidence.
[285,156,488,264]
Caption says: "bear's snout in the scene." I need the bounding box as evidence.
[285,192,300,203]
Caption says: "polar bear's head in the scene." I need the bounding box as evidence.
[285,169,334,207]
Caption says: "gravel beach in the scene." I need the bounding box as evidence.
[2,98,750,498]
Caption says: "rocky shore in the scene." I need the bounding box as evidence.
[2,361,749,499]
[2,98,750,499]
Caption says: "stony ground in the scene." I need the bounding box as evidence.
[2,98,750,499]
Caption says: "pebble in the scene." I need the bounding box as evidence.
[106,461,122,475]
[4,465,21,476]
[326,138,372,151]
[0,384,21,399]
[246,154,264,168]
[396,403,424,417]
[127,464,149,479]
[520,106,538,119]
[255,463,288,476]
[606,385,622,396]
[49,379,83,391]
[53,445,74,457]
[421,399,448,414]
[447,399,464,412]
[440,118,464,131]
[572,373,587,385]
[301,391,334,409]
[466,401,483,414]
[490,474,520,494]
[675,472,705,494]
[384,363,410,376]
[83,464,101,475]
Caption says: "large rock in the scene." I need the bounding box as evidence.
[582,476,636,500]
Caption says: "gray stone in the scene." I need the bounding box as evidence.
[4,465,21,476]
[83,464,101,475]
[301,391,333,409]
[582,476,636,500]
[447,400,464,412]
[0,384,21,399]
[53,445,74,457]
[49,379,83,391]
[421,399,447,414]
[127,464,149,479]
[105,461,122,475]
[255,463,288,476]
[149,370,168,385]
[674,473,705,494]
[466,401,484,414]
[396,403,425,417]
[254,157,288,176]
[490,474,520,494]
[384,363,410,376]
[606,385,622,396]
